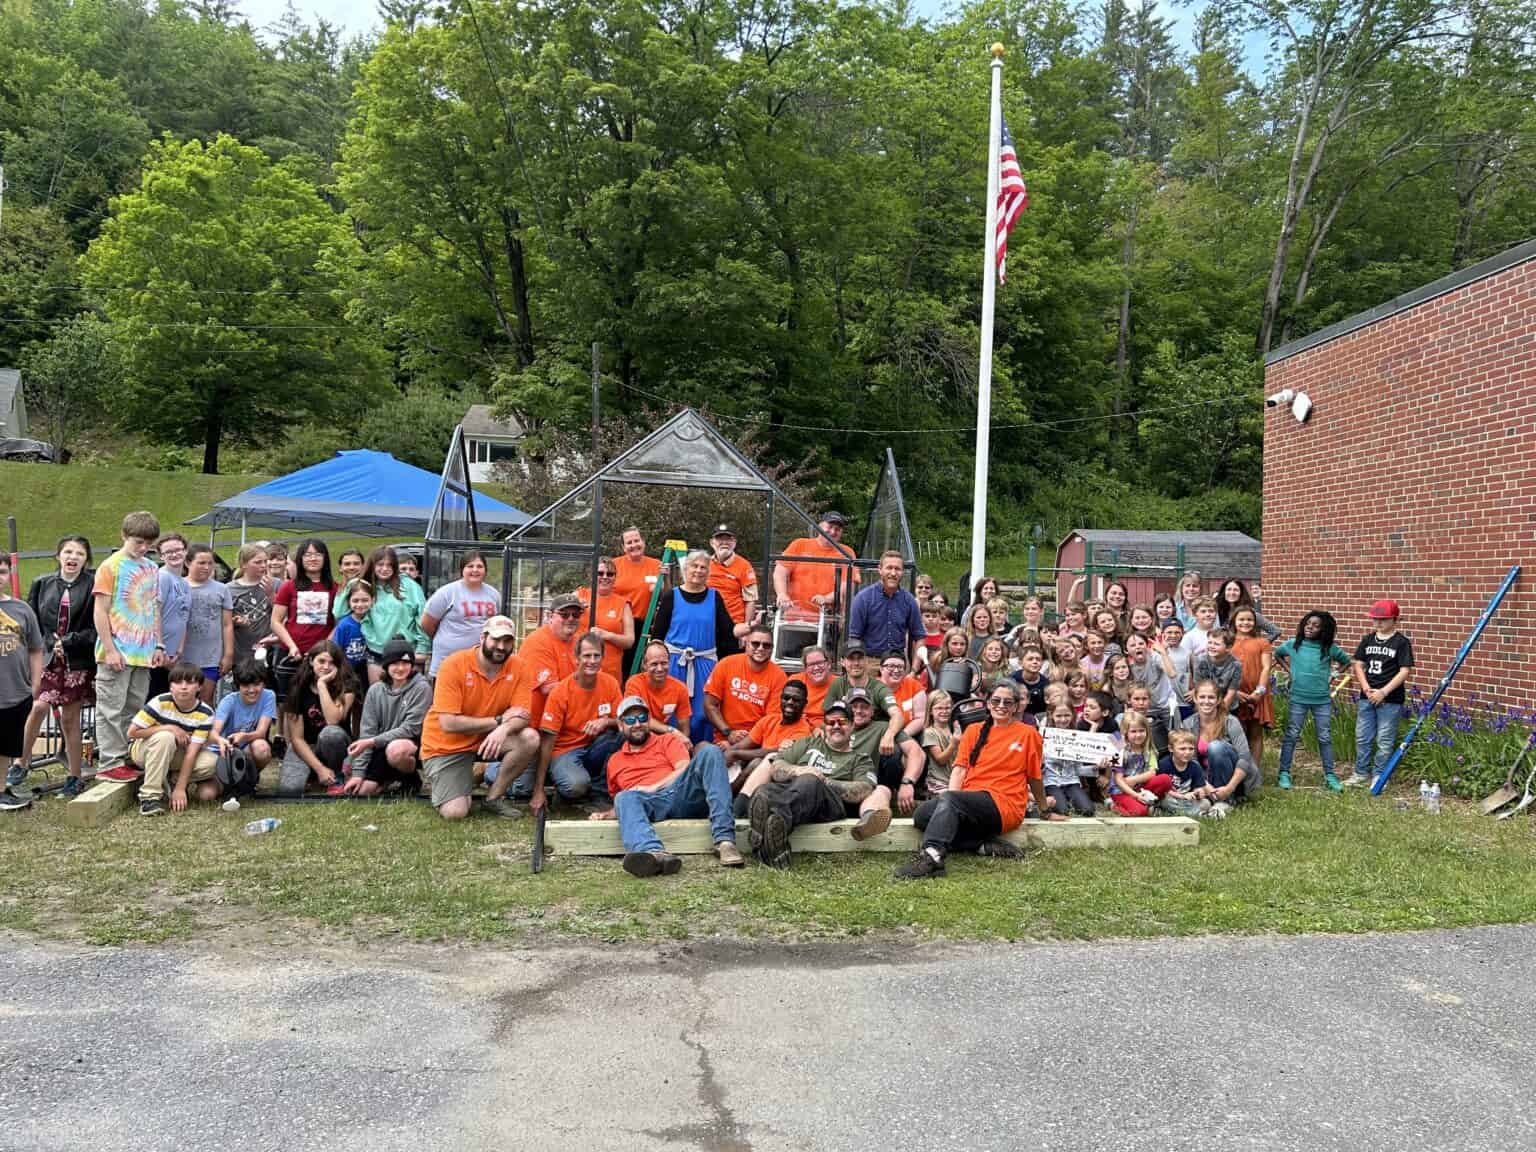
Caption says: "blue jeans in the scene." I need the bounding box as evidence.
[1279,699,1334,774]
[498,730,619,803]
[614,743,736,854]
[1202,740,1241,793]
[1355,700,1404,776]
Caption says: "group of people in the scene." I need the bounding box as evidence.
[0,511,1417,886]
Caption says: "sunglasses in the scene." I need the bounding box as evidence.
[987,697,1017,708]
[620,711,650,725]
[557,608,584,619]
[746,640,772,649]
[823,716,849,727]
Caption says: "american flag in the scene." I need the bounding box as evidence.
[995,118,1028,284]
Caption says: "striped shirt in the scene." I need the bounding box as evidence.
[131,693,215,744]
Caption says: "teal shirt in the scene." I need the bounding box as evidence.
[333,575,429,655]
[1274,638,1352,705]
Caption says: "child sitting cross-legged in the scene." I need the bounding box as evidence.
[1108,710,1173,816]
[210,660,277,790]
[1157,729,1211,816]
[128,663,220,816]
[1041,702,1096,816]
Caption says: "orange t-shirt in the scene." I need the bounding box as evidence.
[611,554,663,624]
[748,712,813,752]
[518,624,577,704]
[788,674,835,729]
[576,588,632,681]
[421,648,533,760]
[890,676,926,728]
[704,653,788,734]
[623,672,692,730]
[708,554,758,624]
[540,671,623,755]
[954,719,1042,832]
[781,536,860,604]
[607,729,690,795]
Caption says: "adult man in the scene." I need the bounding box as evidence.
[611,526,663,627]
[704,623,787,749]
[772,512,859,617]
[827,644,902,754]
[419,616,541,821]
[518,593,582,714]
[516,632,622,811]
[844,687,925,817]
[599,695,744,877]
[706,524,760,633]
[576,560,635,682]
[786,645,835,728]
[0,557,44,812]
[747,697,892,868]
[847,551,924,664]
[623,639,693,743]
[724,679,813,780]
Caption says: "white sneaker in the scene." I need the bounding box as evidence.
[1342,772,1372,788]
[1205,801,1232,819]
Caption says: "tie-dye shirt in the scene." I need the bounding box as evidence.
[93,548,161,666]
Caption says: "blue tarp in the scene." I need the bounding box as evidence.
[188,450,528,536]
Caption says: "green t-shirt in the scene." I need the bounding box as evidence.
[827,675,897,718]
[781,734,877,784]
[846,717,910,765]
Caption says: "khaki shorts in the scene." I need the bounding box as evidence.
[425,752,477,808]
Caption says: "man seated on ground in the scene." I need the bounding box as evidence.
[746,697,892,869]
[518,593,582,717]
[129,663,219,817]
[623,639,693,744]
[209,660,276,792]
[596,694,745,877]
[419,616,541,821]
[513,632,622,811]
[344,637,431,797]
[844,686,926,816]
[772,511,859,621]
[724,679,813,786]
[786,645,835,728]
[704,623,787,750]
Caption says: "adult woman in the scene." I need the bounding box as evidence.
[228,544,273,666]
[895,680,1063,879]
[1229,605,1275,775]
[278,641,357,794]
[914,574,935,604]
[421,552,501,676]
[650,550,738,744]
[1103,580,1130,623]
[1216,578,1279,641]
[972,576,1000,606]
[963,602,993,658]
[1174,571,1204,630]
[931,627,980,700]
[357,545,428,681]
[1174,678,1256,809]
[577,559,636,682]
[21,537,95,796]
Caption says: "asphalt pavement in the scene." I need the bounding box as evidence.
[1,924,1531,1151]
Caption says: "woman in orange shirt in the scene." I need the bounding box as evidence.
[895,680,1064,879]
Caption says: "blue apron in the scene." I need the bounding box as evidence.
[664,588,721,744]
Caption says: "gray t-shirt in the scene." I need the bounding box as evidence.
[182,579,233,670]
[425,579,502,675]
[0,598,44,707]
[1132,655,1173,712]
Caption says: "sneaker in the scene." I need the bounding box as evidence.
[758,808,792,871]
[1324,772,1343,792]
[0,788,33,812]
[3,767,24,789]
[60,776,85,798]
[977,837,1026,859]
[1205,801,1233,820]
[480,796,523,820]
[139,796,165,817]
[715,841,745,868]
[622,850,682,878]
[850,807,891,842]
[1277,770,1292,790]
[1342,772,1372,788]
[893,848,946,880]
[99,765,143,782]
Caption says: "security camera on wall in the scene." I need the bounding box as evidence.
[1265,388,1295,408]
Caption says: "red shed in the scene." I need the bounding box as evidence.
[1054,530,1262,610]
[1262,238,1536,709]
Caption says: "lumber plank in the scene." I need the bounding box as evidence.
[542,815,1199,856]
[63,779,137,829]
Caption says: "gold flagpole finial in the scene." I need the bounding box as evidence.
[990,42,1005,58]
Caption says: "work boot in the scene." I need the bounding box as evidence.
[850,807,891,842]
[715,841,745,868]
[622,851,683,878]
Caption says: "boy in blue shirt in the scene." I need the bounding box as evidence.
[211,660,277,787]
[1273,610,1353,791]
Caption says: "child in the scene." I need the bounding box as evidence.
[1062,601,1088,637]
[1158,620,1193,718]
[1010,645,1049,718]
[1182,596,1219,657]
[1230,606,1274,783]
[1127,603,1157,641]
[210,660,277,789]
[1109,710,1173,816]
[1153,593,1178,633]
[332,582,374,684]
[1041,702,1094,816]
[181,543,234,703]
[1050,634,1082,680]
[1092,609,1123,657]
[0,557,44,810]
[1105,655,1133,715]
[229,543,273,668]
[93,511,164,779]
[1076,691,1119,803]
[1158,730,1210,816]
[1064,671,1089,717]
[344,637,431,797]
[920,688,960,798]
[1273,610,1353,791]
[278,641,357,795]
[1348,599,1415,788]
[1191,627,1241,712]
[1079,630,1109,690]
[128,663,218,816]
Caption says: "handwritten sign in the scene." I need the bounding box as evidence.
[1042,727,1121,766]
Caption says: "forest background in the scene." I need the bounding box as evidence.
[2,0,1533,542]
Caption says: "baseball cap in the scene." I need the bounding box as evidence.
[821,511,846,525]
[481,615,518,639]
[550,593,583,614]
[710,523,735,539]
[845,687,873,705]
[618,695,648,718]
[1367,599,1400,620]
[380,637,416,665]
[844,641,867,656]
[823,697,851,718]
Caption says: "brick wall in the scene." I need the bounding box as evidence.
[1262,252,1536,712]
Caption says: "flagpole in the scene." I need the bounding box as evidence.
[969,43,1004,593]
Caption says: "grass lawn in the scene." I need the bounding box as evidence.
[4,762,1534,948]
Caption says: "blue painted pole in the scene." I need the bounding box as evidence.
[1370,564,1522,795]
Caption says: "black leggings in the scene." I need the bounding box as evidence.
[1046,781,1095,816]
[913,790,1002,855]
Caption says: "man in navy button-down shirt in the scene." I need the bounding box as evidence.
[847,552,924,664]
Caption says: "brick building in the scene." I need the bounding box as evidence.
[1262,239,1536,709]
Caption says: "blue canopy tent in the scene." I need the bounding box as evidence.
[188,450,528,541]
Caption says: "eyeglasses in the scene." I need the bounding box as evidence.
[746,640,772,650]
[557,609,584,619]
[987,696,1017,708]
[803,660,828,671]
[881,663,905,672]
[620,711,649,725]
[823,717,848,727]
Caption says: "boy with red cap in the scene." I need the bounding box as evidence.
[1347,599,1414,788]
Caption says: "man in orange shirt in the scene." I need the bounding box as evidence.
[611,526,663,628]
[419,615,541,822]
[878,652,929,814]
[786,645,834,728]
[706,524,760,632]
[703,624,786,748]
[518,593,583,714]
[623,639,693,745]
[772,511,859,617]
[519,632,622,810]
[596,694,744,877]
[576,560,636,681]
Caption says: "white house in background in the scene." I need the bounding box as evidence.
[462,404,525,482]
[0,369,27,439]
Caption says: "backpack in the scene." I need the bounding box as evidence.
[217,749,261,798]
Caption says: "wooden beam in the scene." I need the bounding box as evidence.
[62,779,137,829]
[543,815,1199,856]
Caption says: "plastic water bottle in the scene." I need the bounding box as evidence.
[243,817,281,836]
[1428,783,1441,815]
[1419,780,1431,809]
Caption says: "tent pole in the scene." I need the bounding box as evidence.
[240,511,247,546]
